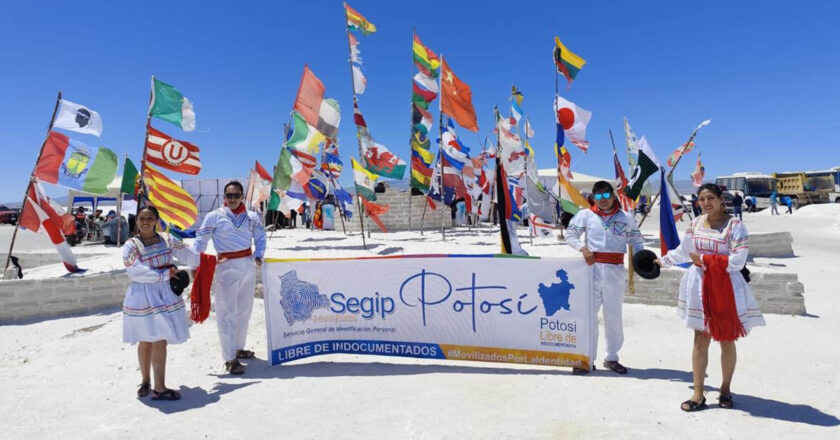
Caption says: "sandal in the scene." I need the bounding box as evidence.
[151,389,181,401]
[137,382,151,398]
[225,360,245,375]
[680,397,707,412]
[236,349,255,360]
[603,360,628,375]
[718,394,734,409]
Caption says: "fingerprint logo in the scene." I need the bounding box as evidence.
[278,270,330,325]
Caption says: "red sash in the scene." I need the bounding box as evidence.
[701,255,746,341]
[593,252,624,265]
[218,248,253,259]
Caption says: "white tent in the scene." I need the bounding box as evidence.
[536,169,612,195]
[66,175,124,212]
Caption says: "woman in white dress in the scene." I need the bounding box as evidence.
[657,184,765,411]
[122,206,199,400]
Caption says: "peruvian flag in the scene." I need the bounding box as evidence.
[19,180,82,273]
[145,125,202,175]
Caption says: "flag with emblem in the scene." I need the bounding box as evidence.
[144,125,202,175]
[53,99,103,136]
[34,131,118,194]
[624,136,660,200]
[440,58,479,132]
[149,77,195,132]
[143,163,198,230]
[344,2,377,35]
[352,157,378,201]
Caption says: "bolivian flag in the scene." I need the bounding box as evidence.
[554,36,586,86]
[345,2,376,35]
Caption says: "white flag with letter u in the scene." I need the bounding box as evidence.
[53,99,103,136]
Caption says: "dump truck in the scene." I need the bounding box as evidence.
[773,171,832,207]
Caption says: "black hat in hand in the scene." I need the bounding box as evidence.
[632,249,661,280]
[170,270,190,296]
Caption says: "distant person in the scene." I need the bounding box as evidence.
[743,197,753,213]
[769,190,779,215]
[732,193,744,220]
[656,184,765,412]
[565,181,645,375]
[102,210,128,245]
[749,196,757,213]
[691,193,701,217]
[122,205,199,401]
[782,196,794,214]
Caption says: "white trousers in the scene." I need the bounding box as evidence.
[591,262,626,363]
[215,257,256,361]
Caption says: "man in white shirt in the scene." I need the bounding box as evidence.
[565,181,645,375]
[194,181,266,375]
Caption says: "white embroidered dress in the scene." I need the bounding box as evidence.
[122,233,199,344]
[660,214,765,333]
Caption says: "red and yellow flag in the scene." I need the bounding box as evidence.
[143,163,198,230]
[440,58,479,132]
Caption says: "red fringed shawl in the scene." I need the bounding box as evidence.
[702,254,747,341]
[190,253,217,323]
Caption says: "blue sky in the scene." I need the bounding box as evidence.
[1,0,838,204]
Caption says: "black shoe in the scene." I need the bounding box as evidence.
[681,397,707,412]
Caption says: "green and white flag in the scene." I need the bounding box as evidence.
[624,135,660,200]
[352,157,378,201]
[149,77,195,131]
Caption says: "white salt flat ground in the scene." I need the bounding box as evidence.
[1,205,839,439]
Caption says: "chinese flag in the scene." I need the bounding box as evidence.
[440,59,479,132]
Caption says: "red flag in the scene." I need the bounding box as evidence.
[293,65,325,128]
[145,125,202,175]
[613,149,635,211]
[440,59,479,132]
[255,160,272,181]
[19,181,81,273]
[359,197,390,232]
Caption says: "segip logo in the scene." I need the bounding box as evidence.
[278,270,330,325]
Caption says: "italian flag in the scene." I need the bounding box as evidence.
[149,77,195,132]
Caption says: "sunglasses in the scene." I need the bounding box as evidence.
[225,193,243,199]
[594,192,613,200]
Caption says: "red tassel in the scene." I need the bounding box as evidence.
[190,253,217,324]
[701,254,746,342]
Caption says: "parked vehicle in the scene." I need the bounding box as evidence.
[0,205,20,225]
[715,173,775,210]
[803,167,840,203]
[773,171,832,207]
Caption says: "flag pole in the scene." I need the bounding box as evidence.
[3,91,62,278]
[611,129,636,295]
[355,193,367,250]
[136,76,155,216]
[438,53,446,242]
[115,153,126,246]
[408,28,415,232]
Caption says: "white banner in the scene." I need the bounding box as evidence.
[262,255,594,370]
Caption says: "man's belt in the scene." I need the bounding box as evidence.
[218,248,253,260]
[593,252,624,265]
